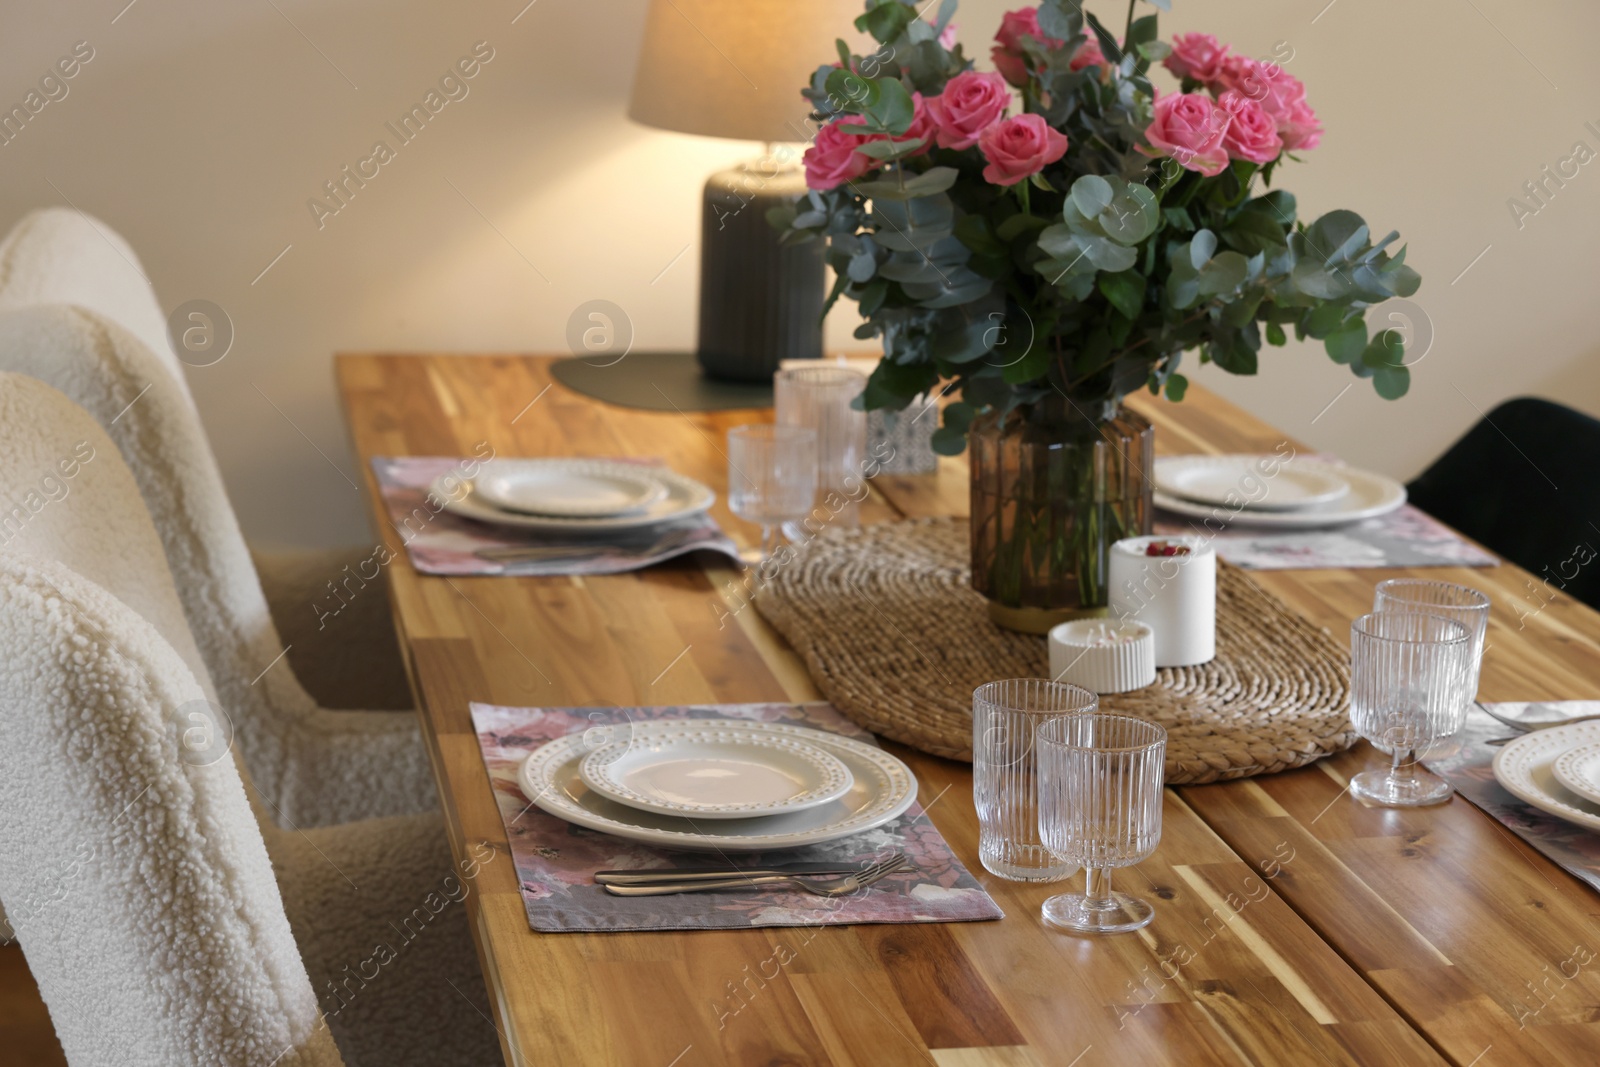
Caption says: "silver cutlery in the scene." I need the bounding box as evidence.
[600,855,912,898]
[596,862,877,886]
[1477,703,1600,733]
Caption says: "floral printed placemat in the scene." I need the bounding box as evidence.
[469,700,1004,933]
[369,456,742,576]
[1155,503,1498,571]
[1422,703,1600,895]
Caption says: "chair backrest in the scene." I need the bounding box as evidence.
[0,207,188,389]
[0,368,212,696]
[0,307,333,767]
[0,554,344,1067]
[1407,396,1600,611]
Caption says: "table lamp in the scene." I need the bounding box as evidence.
[629,0,861,382]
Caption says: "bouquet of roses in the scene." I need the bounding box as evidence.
[773,0,1421,452]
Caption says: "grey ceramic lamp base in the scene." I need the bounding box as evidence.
[696,159,824,382]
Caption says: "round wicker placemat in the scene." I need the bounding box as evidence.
[755,517,1355,783]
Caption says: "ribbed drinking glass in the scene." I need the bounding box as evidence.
[1037,713,1166,934]
[1373,579,1490,704]
[971,679,1096,882]
[774,366,867,530]
[726,424,817,563]
[1349,611,1473,807]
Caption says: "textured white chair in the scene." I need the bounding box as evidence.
[0,556,502,1066]
[0,374,501,1064]
[0,366,433,828]
[0,206,412,712]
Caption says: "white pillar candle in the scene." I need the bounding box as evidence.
[1108,535,1217,668]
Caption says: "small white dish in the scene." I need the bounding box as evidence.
[1048,619,1156,694]
[434,462,715,534]
[577,727,854,819]
[1152,460,1406,529]
[473,459,668,517]
[1155,454,1351,511]
[1491,721,1600,832]
[516,719,917,852]
[1551,741,1600,807]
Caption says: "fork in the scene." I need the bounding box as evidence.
[600,855,913,898]
[1478,703,1600,733]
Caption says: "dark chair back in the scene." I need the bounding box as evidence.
[1407,397,1600,612]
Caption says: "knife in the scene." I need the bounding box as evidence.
[594,862,869,886]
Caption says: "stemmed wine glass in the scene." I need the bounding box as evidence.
[726,425,817,563]
[1348,611,1473,806]
[1037,713,1167,934]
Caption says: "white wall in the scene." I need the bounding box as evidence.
[1,0,1595,547]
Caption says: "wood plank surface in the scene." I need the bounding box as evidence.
[336,354,1600,1066]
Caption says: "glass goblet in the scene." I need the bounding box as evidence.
[726,424,817,564]
[1037,713,1166,934]
[1349,611,1473,807]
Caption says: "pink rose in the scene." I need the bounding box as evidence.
[899,91,937,157]
[1256,72,1321,150]
[1070,37,1106,71]
[1212,55,1269,98]
[978,113,1069,186]
[1215,60,1322,152]
[926,70,1012,150]
[936,21,959,50]
[1140,91,1230,177]
[991,7,1063,87]
[1217,90,1282,164]
[1278,96,1323,151]
[1164,33,1230,83]
[802,119,879,190]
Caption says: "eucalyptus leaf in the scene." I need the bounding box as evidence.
[1098,270,1146,319]
[1325,321,1367,364]
[1374,363,1410,399]
[1071,175,1114,219]
[1190,229,1218,269]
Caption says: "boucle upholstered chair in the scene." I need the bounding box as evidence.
[0,206,412,713]
[0,307,432,829]
[0,376,500,1064]
[0,371,432,827]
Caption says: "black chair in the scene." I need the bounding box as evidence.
[1407,397,1600,612]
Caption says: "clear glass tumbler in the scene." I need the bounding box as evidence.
[775,366,868,530]
[1349,611,1473,807]
[726,424,817,563]
[1037,713,1167,934]
[1373,579,1490,703]
[972,678,1096,882]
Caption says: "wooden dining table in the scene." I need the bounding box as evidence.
[337,353,1600,1067]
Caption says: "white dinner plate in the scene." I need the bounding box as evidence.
[1154,454,1350,511]
[577,727,854,819]
[1551,741,1600,808]
[473,459,668,517]
[517,719,918,851]
[433,462,714,533]
[1491,722,1600,832]
[1153,460,1406,529]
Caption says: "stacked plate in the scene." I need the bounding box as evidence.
[437,458,715,533]
[517,719,919,851]
[1491,705,1600,832]
[1153,454,1407,529]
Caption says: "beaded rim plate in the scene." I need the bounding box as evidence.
[433,461,714,533]
[1550,739,1600,809]
[1492,722,1600,832]
[1155,454,1351,511]
[577,727,855,819]
[517,720,917,851]
[472,459,669,517]
[1153,459,1405,529]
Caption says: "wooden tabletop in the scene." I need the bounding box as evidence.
[337,354,1600,1067]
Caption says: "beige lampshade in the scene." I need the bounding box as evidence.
[628,0,867,144]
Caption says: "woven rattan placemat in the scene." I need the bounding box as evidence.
[755,517,1355,783]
